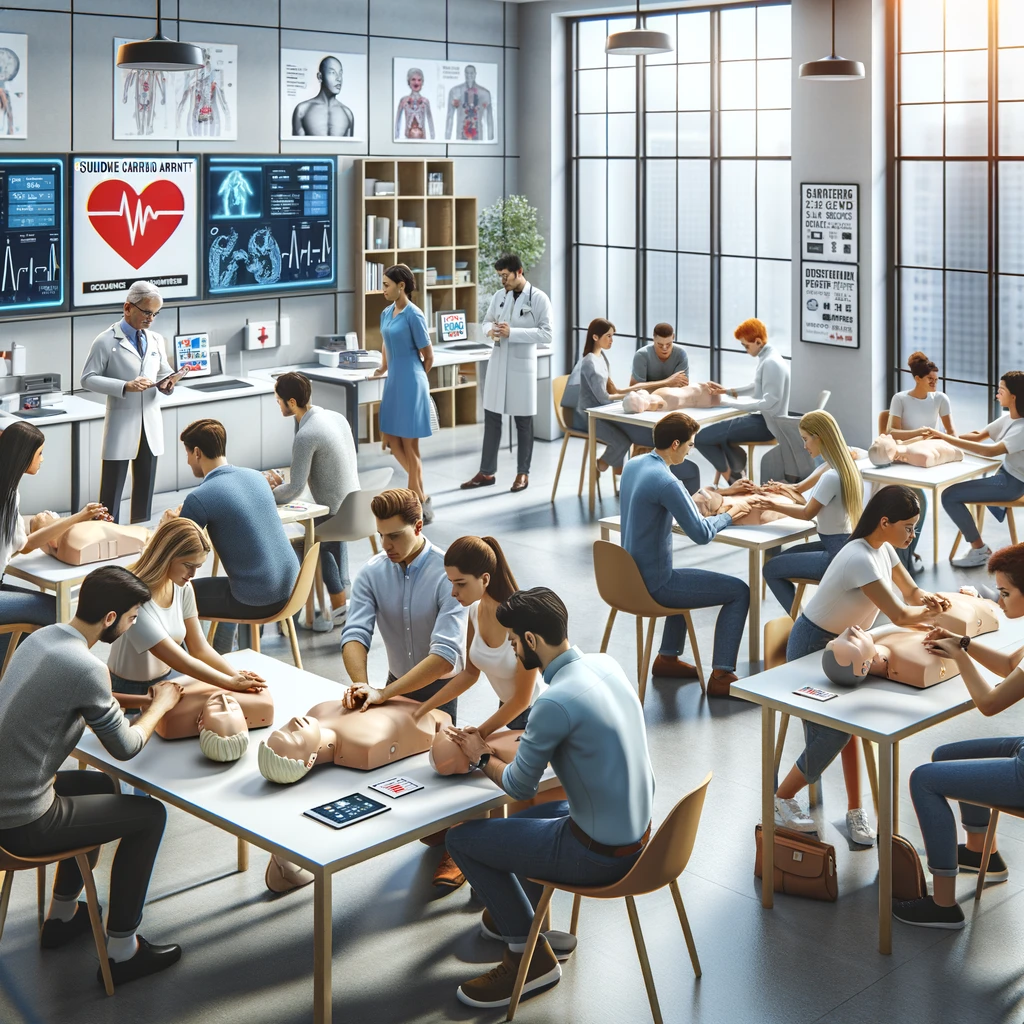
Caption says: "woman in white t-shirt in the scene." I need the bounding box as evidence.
[773,486,951,845]
[757,410,863,615]
[930,372,1024,569]
[108,518,265,695]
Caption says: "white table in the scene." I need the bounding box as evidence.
[74,651,556,1024]
[599,514,816,666]
[730,613,1024,954]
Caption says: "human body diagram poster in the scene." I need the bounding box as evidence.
[0,34,28,139]
[280,49,367,142]
[393,59,498,143]
[801,184,858,264]
[113,40,237,141]
[71,156,199,307]
[802,262,858,349]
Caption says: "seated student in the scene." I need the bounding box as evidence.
[630,323,690,391]
[897,544,1024,929]
[177,418,299,655]
[619,411,751,696]
[696,318,790,483]
[267,371,359,633]
[774,486,950,846]
[444,588,655,1010]
[107,518,266,695]
[0,566,183,986]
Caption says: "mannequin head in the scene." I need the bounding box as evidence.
[823,625,877,686]
[583,318,615,356]
[372,489,424,565]
[258,715,321,783]
[445,535,518,607]
[430,728,524,775]
[622,390,653,414]
[907,351,939,392]
[868,433,899,467]
[692,488,725,516]
[197,693,249,762]
[129,517,210,591]
[850,484,920,551]
[734,317,768,356]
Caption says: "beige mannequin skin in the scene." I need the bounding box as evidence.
[823,625,959,687]
[868,433,964,469]
[430,728,525,776]
[29,511,149,564]
[622,382,720,414]
[693,481,805,525]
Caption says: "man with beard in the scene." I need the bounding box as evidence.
[0,566,185,986]
[443,588,654,1011]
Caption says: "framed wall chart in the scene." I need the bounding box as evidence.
[801,261,858,349]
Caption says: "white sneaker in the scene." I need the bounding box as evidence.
[774,797,817,833]
[952,544,992,569]
[311,605,347,634]
[846,808,877,847]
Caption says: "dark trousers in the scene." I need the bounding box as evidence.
[100,436,157,524]
[481,409,534,476]
[693,413,775,477]
[0,770,167,936]
[192,576,289,655]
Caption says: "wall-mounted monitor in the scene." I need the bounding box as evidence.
[203,156,336,297]
[174,332,212,378]
[0,156,65,316]
[71,155,200,308]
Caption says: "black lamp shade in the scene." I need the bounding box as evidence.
[117,37,205,72]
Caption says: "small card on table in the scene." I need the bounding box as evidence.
[794,685,838,702]
[369,776,424,799]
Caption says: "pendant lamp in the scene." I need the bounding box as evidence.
[117,0,204,72]
[606,0,673,57]
[799,0,865,81]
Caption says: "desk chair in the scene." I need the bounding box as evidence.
[0,843,114,995]
[550,375,607,503]
[949,501,1023,562]
[505,772,712,1023]
[593,541,705,703]
[0,623,39,678]
[963,801,1024,900]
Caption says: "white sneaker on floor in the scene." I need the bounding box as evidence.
[311,606,347,633]
[846,808,877,846]
[774,797,817,833]
[952,544,992,569]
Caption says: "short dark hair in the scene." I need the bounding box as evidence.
[180,418,226,459]
[652,323,674,339]
[275,372,312,408]
[496,587,568,646]
[988,544,1024,593]
[849,484,920,541]
[76,566,151,624]
[653,411,699,449]
[494,253,524,275]
[384,263,416,296]
[371,488,422,526]
[1002,370,1024,410]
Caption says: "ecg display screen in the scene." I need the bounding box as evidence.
[0,157,65,315]
[203,157,335,297]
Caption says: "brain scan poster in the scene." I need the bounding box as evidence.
[71,156,199,307]
[113,39,237,141]
[393,59,498,143]
[280,49,367,142]
[0,34,28,139]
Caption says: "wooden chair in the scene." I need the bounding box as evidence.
[505,772,712,1023]
[963,801,1024,900]
[788,578,818,621]
[0,623,39,678]
[550,375,605,504]
[593,540,705,703]
[207,543,320,670]
[949,501,1024,561]
[0,842,114,996]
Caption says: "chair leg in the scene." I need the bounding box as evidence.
[976,810,1001,901]
[625,895,663,1024]
[862,738,879,814]
[599,608,617,654]
[949,530,963,561]
[773,713,790,779]
[251,623,261,654]
[683,612,705,694]
[790,583,806,621]
[669,879,701,978]
[569,894,582,936]
[77,853,114,996]
[551,432,571,503]
[207,621,219,645]
[639,617,657,706]
[506,885,555,1022]
[577,440,588,497]
[36,864,45,930]
[809,778,822,807]
[635,616,644,690]
[283,616,302,670]
[369,534,379,555]
[0,868,13,946]
[1010,509,1019,546]
[1,629,23,678]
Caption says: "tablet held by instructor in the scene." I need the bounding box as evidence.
[462,254,553,494]
[81,282,177,524]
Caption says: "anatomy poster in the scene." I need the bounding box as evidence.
[393,59,498,143]
[801,261,858,349]
[114,39,237,141]
[0,34,28,139]
[71,156,199,307]
[280,49,367,142]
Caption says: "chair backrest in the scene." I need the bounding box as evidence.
[593,540,665,617]
[814,389,831,411]
[764,615,794,670]
[878,409,891,435]
[552,374,569,432]
[277,543,322,620]
[771,415,816,482]
[358,466,395,494]
[314,467,394,543]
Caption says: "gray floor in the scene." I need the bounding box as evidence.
[3,423,1024,1024]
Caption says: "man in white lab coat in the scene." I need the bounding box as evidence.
[81,281,176,523]
[461,254,553,493]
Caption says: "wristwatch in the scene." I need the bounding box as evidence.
[469,752,491,771]
[959,635,971,652]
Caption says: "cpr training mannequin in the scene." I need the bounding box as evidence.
[430,727,525,776]
[822,624,960,689]
[621,382,721,414]
[868,433,964,469]
[692,481,806,526]
[29,510,149,565]
[197,693,250,762]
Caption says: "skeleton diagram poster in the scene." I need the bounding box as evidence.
[280,49,367,141]
[801,261,858,349]
[0,34,28,139]
[71,156,199,307]
[113,40,237,141]
[393,59,498,143]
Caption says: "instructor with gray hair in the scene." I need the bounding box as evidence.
[81,281,176,524]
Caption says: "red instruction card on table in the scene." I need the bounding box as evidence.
[369,777,424,799]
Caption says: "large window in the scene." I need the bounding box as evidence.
[896,0,1024,426]
[570,3,792,386]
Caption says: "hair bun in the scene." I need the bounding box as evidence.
[907,351,928,367]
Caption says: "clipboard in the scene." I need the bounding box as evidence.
[155,367,189,389]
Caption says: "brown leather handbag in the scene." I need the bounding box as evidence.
[754,825,838,902]
[891,834,927,900]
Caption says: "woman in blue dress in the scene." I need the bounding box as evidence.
[372,264,435,522]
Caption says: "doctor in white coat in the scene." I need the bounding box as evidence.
[461,254,553,493]
[81,281,176,524]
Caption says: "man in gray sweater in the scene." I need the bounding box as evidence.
[0,566,184,987]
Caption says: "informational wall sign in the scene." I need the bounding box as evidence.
[801,261,858,349]
[0,157,64,315]
[439,310,468,342]
[0,34,28,139]
[393,59,498,143]
[801,183,858,264]
[203,156,336,297]
[280,49,367,142]
[71,156,198,308]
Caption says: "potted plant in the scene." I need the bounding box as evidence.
[477,194,545,318]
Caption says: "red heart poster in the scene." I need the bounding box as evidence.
[86,179,186,269]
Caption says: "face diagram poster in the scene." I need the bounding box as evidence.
[72,156,199,307]
[0,34,28,139]
[204,157,336,297]
[802,262,858,349]
[801,183,858,264]
[280,49,367,141]
[393,59,497,143]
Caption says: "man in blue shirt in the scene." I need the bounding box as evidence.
[620,412,750,696]
[445,588,654,1011]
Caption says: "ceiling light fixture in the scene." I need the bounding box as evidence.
[606,0,673,57]
[799,0,865,81]
[116,0,204,72]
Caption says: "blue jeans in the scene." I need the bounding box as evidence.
[763,533,848,614]
[651,568,750,672]
[942,467,1024,544]
[311,514,350,596]
[445,800,640,943]
[0,582,57,663]
[910,737,1024,876]
[693,413,775,476]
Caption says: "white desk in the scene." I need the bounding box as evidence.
[730,613,1024,954]
[74,651,556,1024]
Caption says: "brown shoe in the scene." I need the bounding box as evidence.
[265,855,314,893]
[708,668,739,697]
[461,472,496,490]
[510,473,529,492]
[432,851,466,891]
[652,654,700,679]
[457,937,561,1009]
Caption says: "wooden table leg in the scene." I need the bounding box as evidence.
[601,525,610,541]
[748,548,761,668]
[313,869,333,1024]
[877,740,893,955]
[237,838,249,872]
[761,705,776,909]
[932,486,940,566]
[588,414,597,517]
[57,583,71,624]
[304,518,315,628]
[892,741,900,825]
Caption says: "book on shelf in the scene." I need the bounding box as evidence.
[364,261,387,291]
